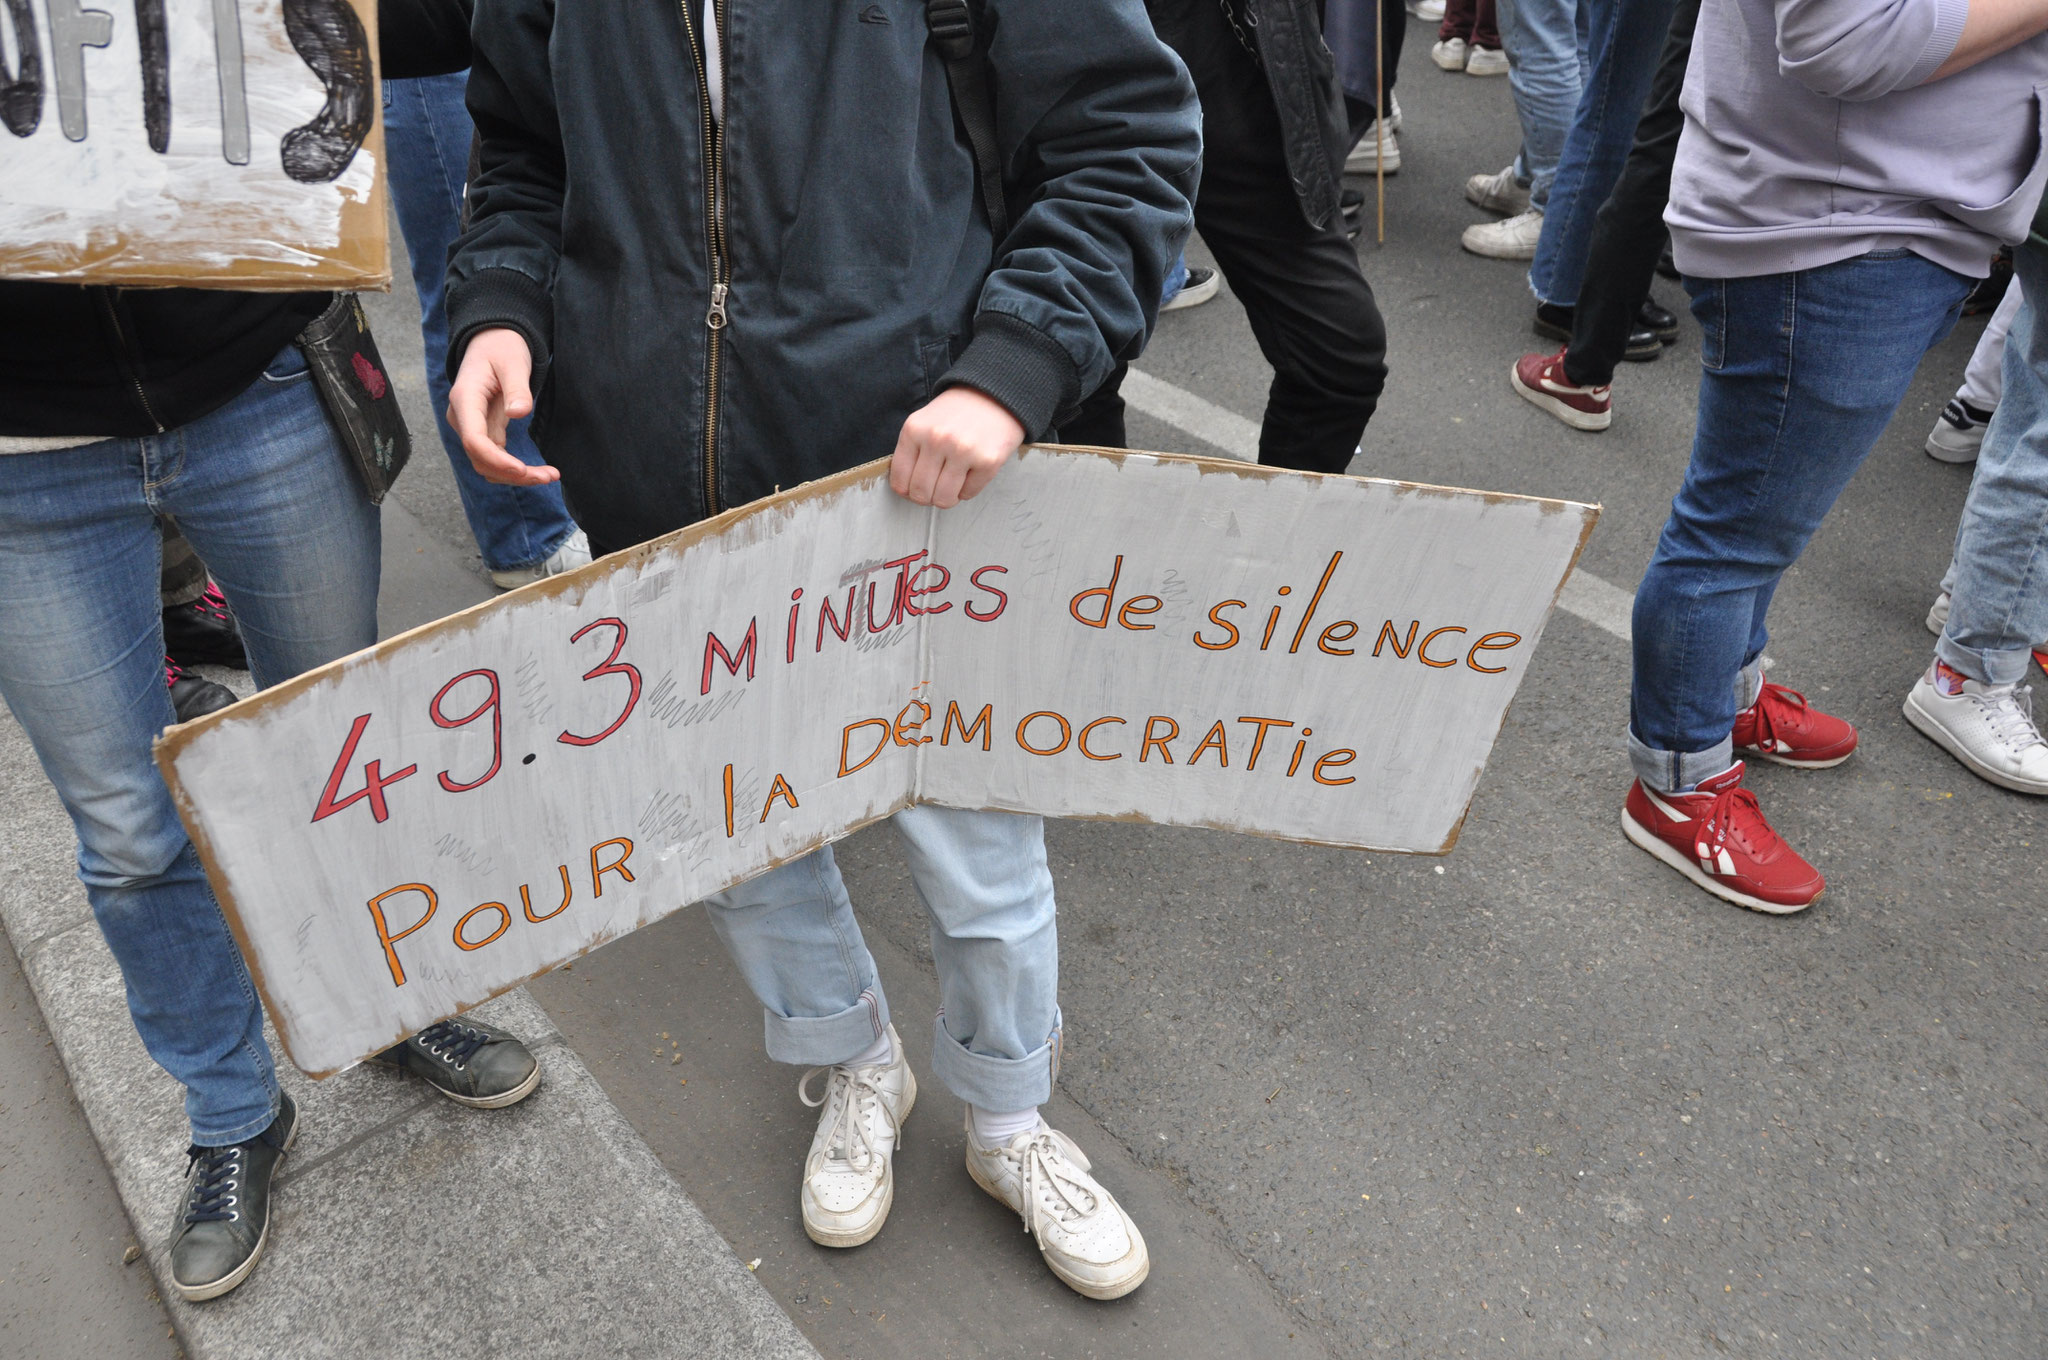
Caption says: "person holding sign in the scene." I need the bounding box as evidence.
[446,0,1198,1300]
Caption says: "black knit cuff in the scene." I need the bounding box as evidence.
[445,266,553,384]
[939,312,1082,442]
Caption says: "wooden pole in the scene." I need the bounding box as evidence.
[1374,0,1386,243]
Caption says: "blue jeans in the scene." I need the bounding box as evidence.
[1940,245,2048,684]
[1525,0,1678,306]
[703,806,1061,1112]
[1163,252,1189,306]
[1630,251,1972,792]
[1495,0,1588,208]
[0,351,381,1144]
[383,74,576,574]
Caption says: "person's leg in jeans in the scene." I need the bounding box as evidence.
[1559,0,1698,388]
[1927,283,2025,464]
[382,75,579,578]
[1492,0,1581,209]
[1909,244,2048,792]
[1632,253,1972,789]
[1524,0,1678,308]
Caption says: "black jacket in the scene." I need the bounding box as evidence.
[446,0,1201,549]
[1258,0,1351,232]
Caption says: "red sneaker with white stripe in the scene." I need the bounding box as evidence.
[1511,347,1611,431]
[1621,763,1824,914]
[1731,680,1858,768]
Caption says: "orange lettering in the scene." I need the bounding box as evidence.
[839,718,892,775]
[590,837,636,896]
[454,901,511,951]
[1140,716,1179,763]
[1466,631,1523,674]
[1373,620,1419,658]
[1078,717,1126,761]
[760,773,800,821]
[1313,750,1357,786]
[941,701,992,750]
[1118,596,1163,630]
[1016,710,1072,756]
[893,700,933,746]
[1235,716,1295,770]
[1419,626,1468,668]
[520,866,574,922]
[1318,620,1359,656]
[367,883,437,988]
[1069,556,1124,628]
[1188,720,1230,767]
[1195,600,1244,650]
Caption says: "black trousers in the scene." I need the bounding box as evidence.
[1561,0,1699,389]
[1061,3,1388,474]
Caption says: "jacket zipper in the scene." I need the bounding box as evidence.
[98,289,167,433]
[680,0,730,518]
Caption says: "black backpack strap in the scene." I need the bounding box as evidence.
[925,0,1010,243]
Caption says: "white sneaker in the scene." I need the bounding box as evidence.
[1345,123,1401,175]
[1161,265,1222,312]
[1462,208,1545,259]
[1904,664,2048,795]
[1431,37,1468,70]
[1928,591,1950,636]
[489,528,593,591]
[1410,0,1446,20]
[964,1115,1149,1300]
[1926,398,1990,464]
[1465,45,1509,76]
[1464,164,1529,215]
[797,1025,916,1248]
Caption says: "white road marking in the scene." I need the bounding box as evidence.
[1123,366,1636,642]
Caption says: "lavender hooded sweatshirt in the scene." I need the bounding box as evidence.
[1668,0,2048,279]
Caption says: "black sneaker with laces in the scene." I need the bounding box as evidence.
[1531,302,1661,362]
[168,1092,297,1302]
[373,1017,541,1108]
[167,656,238,724]
[163,582,248,670]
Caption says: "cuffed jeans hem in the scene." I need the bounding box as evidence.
[1936,636,2038,687]
[930,1010,1061,1112]
[1735,658,1764,711]
[1629,729,1735,794]
[761,988,889,1067]
[194,1093,283,1149]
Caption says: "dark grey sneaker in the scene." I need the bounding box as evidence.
[168,1092,297,1302]
[373,1018,541,1108]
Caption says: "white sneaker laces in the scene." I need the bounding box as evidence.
[1972,682,2046,754]
[799,1062,899,1173]
[997,1131,1099,1248]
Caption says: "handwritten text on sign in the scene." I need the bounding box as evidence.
[0,0,386,286]
[157,449,1598,1076]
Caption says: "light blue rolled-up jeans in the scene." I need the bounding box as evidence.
[1495,0,1588,208]
[1939,244,2048,685]
[703,805,1061,1112]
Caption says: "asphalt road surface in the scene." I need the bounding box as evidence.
[23,20,2035,1360]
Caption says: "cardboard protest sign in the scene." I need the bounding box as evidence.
[0,0,386,287]
[157,448,1599,1076]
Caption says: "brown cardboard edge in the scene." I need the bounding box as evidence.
[155,445,1601,1074]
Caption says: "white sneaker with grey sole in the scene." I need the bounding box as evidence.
[798,1025,916,1248]
[1345,94,1402,175]
[965,1114,1149,1300]
[1462,208,1544,259]
[1464,45,1509,75]
[489,527,593,591]
[1464,164,1529,215]
[1431,37,1468,69]
[1904,665,2048,794]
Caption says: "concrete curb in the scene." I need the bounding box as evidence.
[0,703,821,1360]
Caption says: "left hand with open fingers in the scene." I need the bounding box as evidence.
[890,387,1027,508]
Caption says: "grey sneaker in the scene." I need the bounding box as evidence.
[373,1017,541,1108]
[489,528,593,591]
[1464,164,1530,215]
[168,1093,297,1302]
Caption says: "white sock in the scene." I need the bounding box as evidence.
[846,1029,895,1069]
[969,1105,1041,1149]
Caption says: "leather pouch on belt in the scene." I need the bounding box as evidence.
[296,293,412,504]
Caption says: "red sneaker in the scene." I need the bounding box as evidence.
[1622,764,1823,914]
[2034,644,2047,677]
[1511,347,1611,431]
[1731,680,1858,768]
